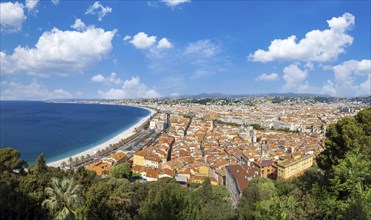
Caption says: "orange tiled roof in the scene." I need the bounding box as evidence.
[85,161,111,176]
[108,151,127,161]
[227,164,259,192]
[160,168,175,177]
[132,165,146,173]
[134,150,147,157]
[146,168,159,178]
[144,153,162,162]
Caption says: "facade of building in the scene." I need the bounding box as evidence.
[133,150,146,166]
[199,165,209,177]
[144,153,162,169]
[253,160,277,179]
[276,153,313,179]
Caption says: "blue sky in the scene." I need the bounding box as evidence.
[1,0,370,99]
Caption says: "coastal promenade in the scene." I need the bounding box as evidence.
[47,104,156,168]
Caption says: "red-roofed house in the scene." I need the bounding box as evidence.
[226,164,259,202]
[159,168,175,178]
[146,168,159,182]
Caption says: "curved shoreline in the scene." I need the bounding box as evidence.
[47,105,155,168]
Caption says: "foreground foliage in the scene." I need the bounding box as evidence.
[42,177,84,220]
[0,107,370,219]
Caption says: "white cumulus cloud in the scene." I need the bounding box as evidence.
[162,0,191,7]
[98,76,161,99]
[250,13,355,63]
[51,0,59,5]
[282,64,309,92]
[85,1,112,21]
[25,0,39,11]
[157,38,173,49]
[1,26,116,76]
[123,35,132,41]
[71,18,86,31]
[322,59,371,97]
[129,32,173,50]
[91,72,122,84]
[0,2,26,32]
[256,73,279,81]
[130,32,157,49]
[0,79,72,100]
[91,74,106,83]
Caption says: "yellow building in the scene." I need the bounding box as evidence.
[133,150,146,166]
[199,165,209,177]
[276,153,313,179]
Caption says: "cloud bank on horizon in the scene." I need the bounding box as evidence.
[0,0,370,100]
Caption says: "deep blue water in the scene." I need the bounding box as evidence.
[0,101,150,163]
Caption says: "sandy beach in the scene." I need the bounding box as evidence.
[47,105,155,167]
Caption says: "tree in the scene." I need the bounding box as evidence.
[42,177,84,220]
[297,108,371,219]
[330,149,370,199]
[35,153,47,174]
[68,157,73,168]
[82,178,132,219]
[74,157,79,167]
[253,197,287,220]
[70,167,98,188]
[0,148,27,173]
[318,108,371,172]
[180,178,234,220]
[110,163,132,179]
[238,178,277,219]
[199,177,213,202]
[343,184,371,220]
[138,178,187,219]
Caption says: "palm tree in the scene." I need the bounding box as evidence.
[68,157,73,168]
[42,177,84,220]
[74,157,79,167]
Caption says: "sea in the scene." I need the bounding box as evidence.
[0,101,150,163]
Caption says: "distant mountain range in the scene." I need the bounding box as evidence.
[25,93,370,102]
[181,92,333,98]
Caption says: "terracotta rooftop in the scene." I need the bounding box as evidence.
[108,151,127,161]
[144,153,162,162]
[85,161,111,176]
[160,168,175,177]
[227,164,259,192]
[254,160,274,167]
[134,150,147,157]
[277,153,313,167]
[132,165,146,173]
[146,168,159,178]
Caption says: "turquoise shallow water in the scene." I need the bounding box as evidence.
[0,101,150,163]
